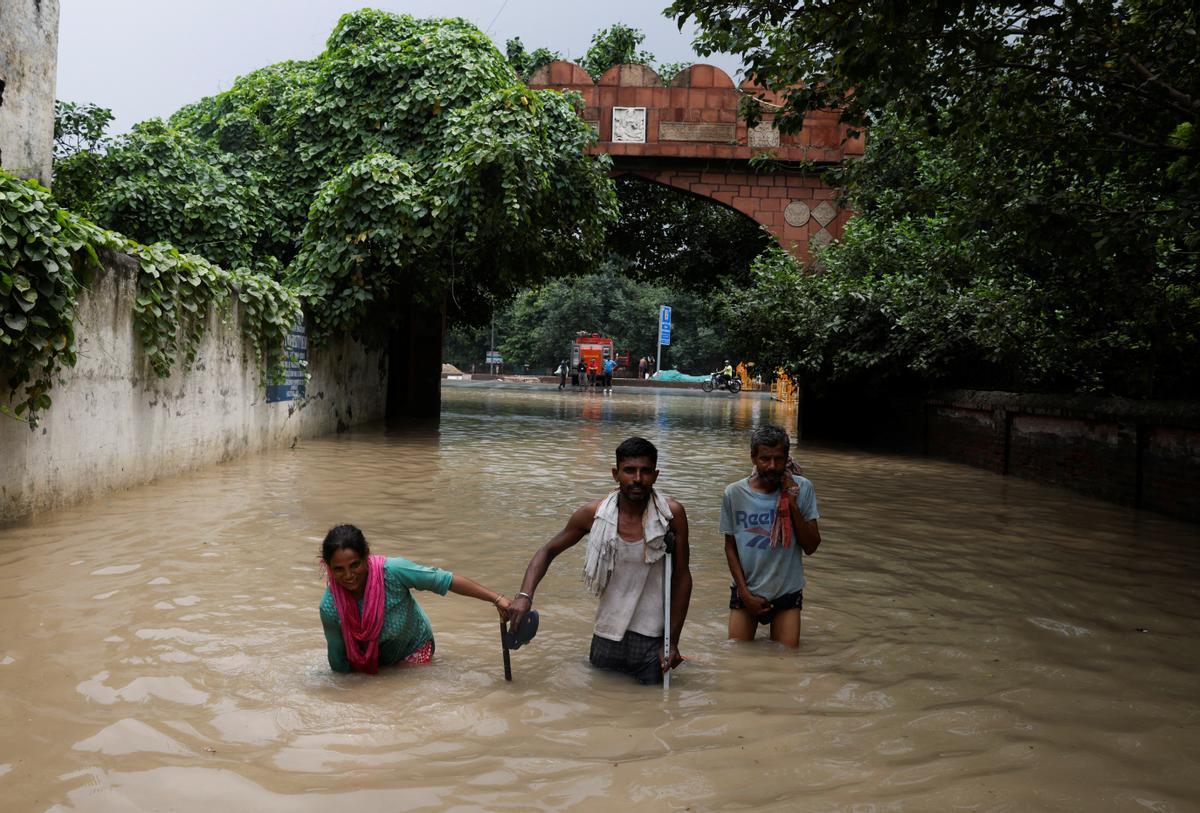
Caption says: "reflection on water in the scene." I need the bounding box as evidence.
[2,385,1198,811]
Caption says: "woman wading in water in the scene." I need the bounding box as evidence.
[319,524,511,673]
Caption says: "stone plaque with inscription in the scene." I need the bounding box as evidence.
[612,107,647,143]
[748,121,780,148]
[784,201,811,227]
[659,122,737,142]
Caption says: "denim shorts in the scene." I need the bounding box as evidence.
[729,585,803,625]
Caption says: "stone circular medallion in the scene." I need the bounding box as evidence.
[784,201,811,227]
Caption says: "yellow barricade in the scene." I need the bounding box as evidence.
[771,369,800,404]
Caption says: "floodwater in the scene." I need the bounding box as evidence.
[2,384,1199,812]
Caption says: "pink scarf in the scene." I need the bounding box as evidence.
[327,554,387,674]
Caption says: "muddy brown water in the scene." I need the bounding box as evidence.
[2,385,1198,811]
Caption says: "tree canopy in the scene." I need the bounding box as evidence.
[671,0,1199,398]
[441,22,769,375]
[505,37,561,81]
[444,260,729,374]
[607,176,771,290]
[54,10,618,343]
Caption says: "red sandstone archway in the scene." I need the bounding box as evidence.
[528,61,863,264]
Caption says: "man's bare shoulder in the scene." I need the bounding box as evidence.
[567,498,604,527]
[666,497,687,518]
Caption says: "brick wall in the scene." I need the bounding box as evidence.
[527,60,859,264]
[923,391,1200,522]
[1142,427,1200,520]
[926,405,1004,472]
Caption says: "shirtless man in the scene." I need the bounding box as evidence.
[721,424,821,647]
[506,437,691,683]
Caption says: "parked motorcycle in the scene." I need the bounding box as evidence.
[702,372,742,394]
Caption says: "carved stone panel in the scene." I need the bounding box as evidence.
[659,122,736,142]
[784,201,811,227]
[748,121,780,148]
[811,228,833,248]
[812,200,837,228]
[612,107,647,143]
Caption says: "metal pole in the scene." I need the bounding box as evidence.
[655,305,663,378]
[662,530,675,690]
[500,621,512,682]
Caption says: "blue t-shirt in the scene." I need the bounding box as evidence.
[319,556,453,672]
[719,475,819,599]
[603,359,616,374]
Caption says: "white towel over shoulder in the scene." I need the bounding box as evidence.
[582,489,674,596]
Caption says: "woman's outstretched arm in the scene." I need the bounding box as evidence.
[448,574,511,619]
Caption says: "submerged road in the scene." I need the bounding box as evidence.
[1,385,1197,811]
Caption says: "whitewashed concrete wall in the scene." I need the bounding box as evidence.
[0,252,387,521]
[0,0,59,186]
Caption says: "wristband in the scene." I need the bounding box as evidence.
[516,592,534,604]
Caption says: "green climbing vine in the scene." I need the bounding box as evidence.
[1,170,300,426]
[9,11,617,427]
[125,240,300,378]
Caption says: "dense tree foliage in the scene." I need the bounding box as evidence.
[505,37,561,81]
[444,261,728,374]
[672,0,1199,397]
[2,171,299,424]
[16,11,620,422]
[51,101,114,222]
[580,23,658,80]
[723,106,1200,397]
[53,10,617,344]
[443,24,768,376]
[608,176,772,290]
[53,102,113,160]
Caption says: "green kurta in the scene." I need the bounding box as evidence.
[320,556,453,672]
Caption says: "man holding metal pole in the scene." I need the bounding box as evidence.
[506,437,691,684]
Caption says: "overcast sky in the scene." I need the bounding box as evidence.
[56,0,742,135]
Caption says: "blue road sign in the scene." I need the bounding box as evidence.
[659,305,672,346]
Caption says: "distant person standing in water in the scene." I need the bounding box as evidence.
[603,356,616,393]
[720,424,821,648]
[318,524,510,673]
[555,359,568,390]
[506,437,692,684]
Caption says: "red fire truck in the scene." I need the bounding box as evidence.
[570,333,630,375]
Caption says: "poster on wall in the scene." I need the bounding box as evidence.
[266,319,308,403]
